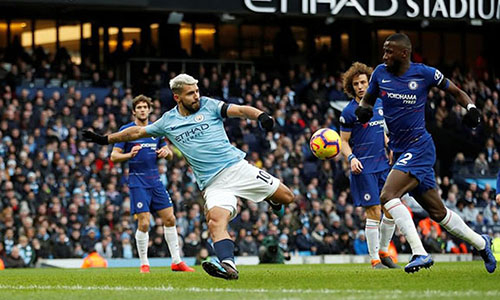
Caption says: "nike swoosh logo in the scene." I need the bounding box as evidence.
[382,79,391,83]
[421,256,431,263]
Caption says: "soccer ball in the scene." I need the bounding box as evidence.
[309,128,342,160]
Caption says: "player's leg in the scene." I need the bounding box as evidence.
[157,206,195,272]
[136,211,151,273]
[205,206,239,279]
[130,187,152,273]
[380,169,428,257]
[378,206,400,268]
[417,188,496,273]
[266,182,294,217]
[364,204,386,269]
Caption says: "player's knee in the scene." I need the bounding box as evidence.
[164,215,176,227]
[429,208,447,222]
[379,191,392,205]
[207,219,222,233]
[138,223,149,233]
[283,187,294,204]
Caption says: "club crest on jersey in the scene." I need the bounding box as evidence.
[364,193,371,201]
[194,114,205,122]
[408,81,418,90]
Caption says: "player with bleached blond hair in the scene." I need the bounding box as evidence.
[83,74,295,280]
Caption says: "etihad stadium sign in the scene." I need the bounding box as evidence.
[243,0,500,21]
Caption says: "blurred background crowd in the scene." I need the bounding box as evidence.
[1,43,500,268]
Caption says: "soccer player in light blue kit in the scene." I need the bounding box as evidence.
[356,33,496,273]
[340,62,399,269]
[83,74,295,280]
[110,95,194,274]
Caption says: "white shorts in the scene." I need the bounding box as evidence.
[203,159,280,219]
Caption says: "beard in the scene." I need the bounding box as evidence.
[386,59,402,74]
[183,102,200,114]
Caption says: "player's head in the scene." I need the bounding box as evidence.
[342,62,373,101]
[383,33,412,72]
[170,74,200,114]
[132,94,152,122]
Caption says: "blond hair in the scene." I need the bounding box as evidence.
[169,74,198,94]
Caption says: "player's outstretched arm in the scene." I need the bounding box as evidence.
[226,104,274,131]
[355,91,377,123]
[443,79,481,128]
[82,126,152,145]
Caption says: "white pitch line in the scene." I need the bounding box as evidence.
[0,285,498,298]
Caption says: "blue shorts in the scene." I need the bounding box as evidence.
[350,169,389,207]
[392,137,437,196]
[130,186,173,215]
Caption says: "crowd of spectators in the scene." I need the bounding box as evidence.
[1,44,500,268]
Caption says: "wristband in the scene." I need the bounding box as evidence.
[467,103,476,111]
[348,153,356,162]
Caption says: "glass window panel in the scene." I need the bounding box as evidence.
[10,20,32,52]
[122,27,140,52]
[34,20,56,55]
[180,22,192,56]
[195,23,215,54]
[241,25,261,59]
[291,26,306,53]
[219,24,238,59]
[0,20,7,50]
[59,21,81,64]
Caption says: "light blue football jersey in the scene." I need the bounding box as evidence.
[145,96,245,190]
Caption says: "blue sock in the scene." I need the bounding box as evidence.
[213,239,235,263]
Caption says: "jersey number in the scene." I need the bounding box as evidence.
[256,170,273,185]
[398,153,413,165]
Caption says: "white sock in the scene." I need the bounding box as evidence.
[222,259,237,270]
[384,198,427,256]
[379,216,396,253]
[439,208,486,250]
[164,226,182,264]
[135,230,149,266]
[365,219,380,260]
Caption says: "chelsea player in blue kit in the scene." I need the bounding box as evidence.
[83,74,295,280]
[340,62,399,269]
[110,95,194,273]
[356,33,496,273]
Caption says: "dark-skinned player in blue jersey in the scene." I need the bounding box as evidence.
[355,33,496,274]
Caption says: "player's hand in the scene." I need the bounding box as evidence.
[130,145,141,158]
[496,194,500,205]
[156,146,173,160]
[463,107,481,128]
[388,150,394,165]
[350,158,364,174]
[82,130,109,145]
[355,106,373,124]
[258,112,274,132]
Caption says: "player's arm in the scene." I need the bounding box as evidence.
[441,79,481,128]
[340,130,363,174]
[356,69,379,123]
[82,126,152,145]
[110,146,141,163]
[225,104,274,131]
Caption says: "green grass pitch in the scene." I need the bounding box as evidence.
[0,262,498,299]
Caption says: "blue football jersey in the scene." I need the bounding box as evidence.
[367,62,449,153]
[340,98,389,174]
[145,96,245,190]
[114,122,166,188]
